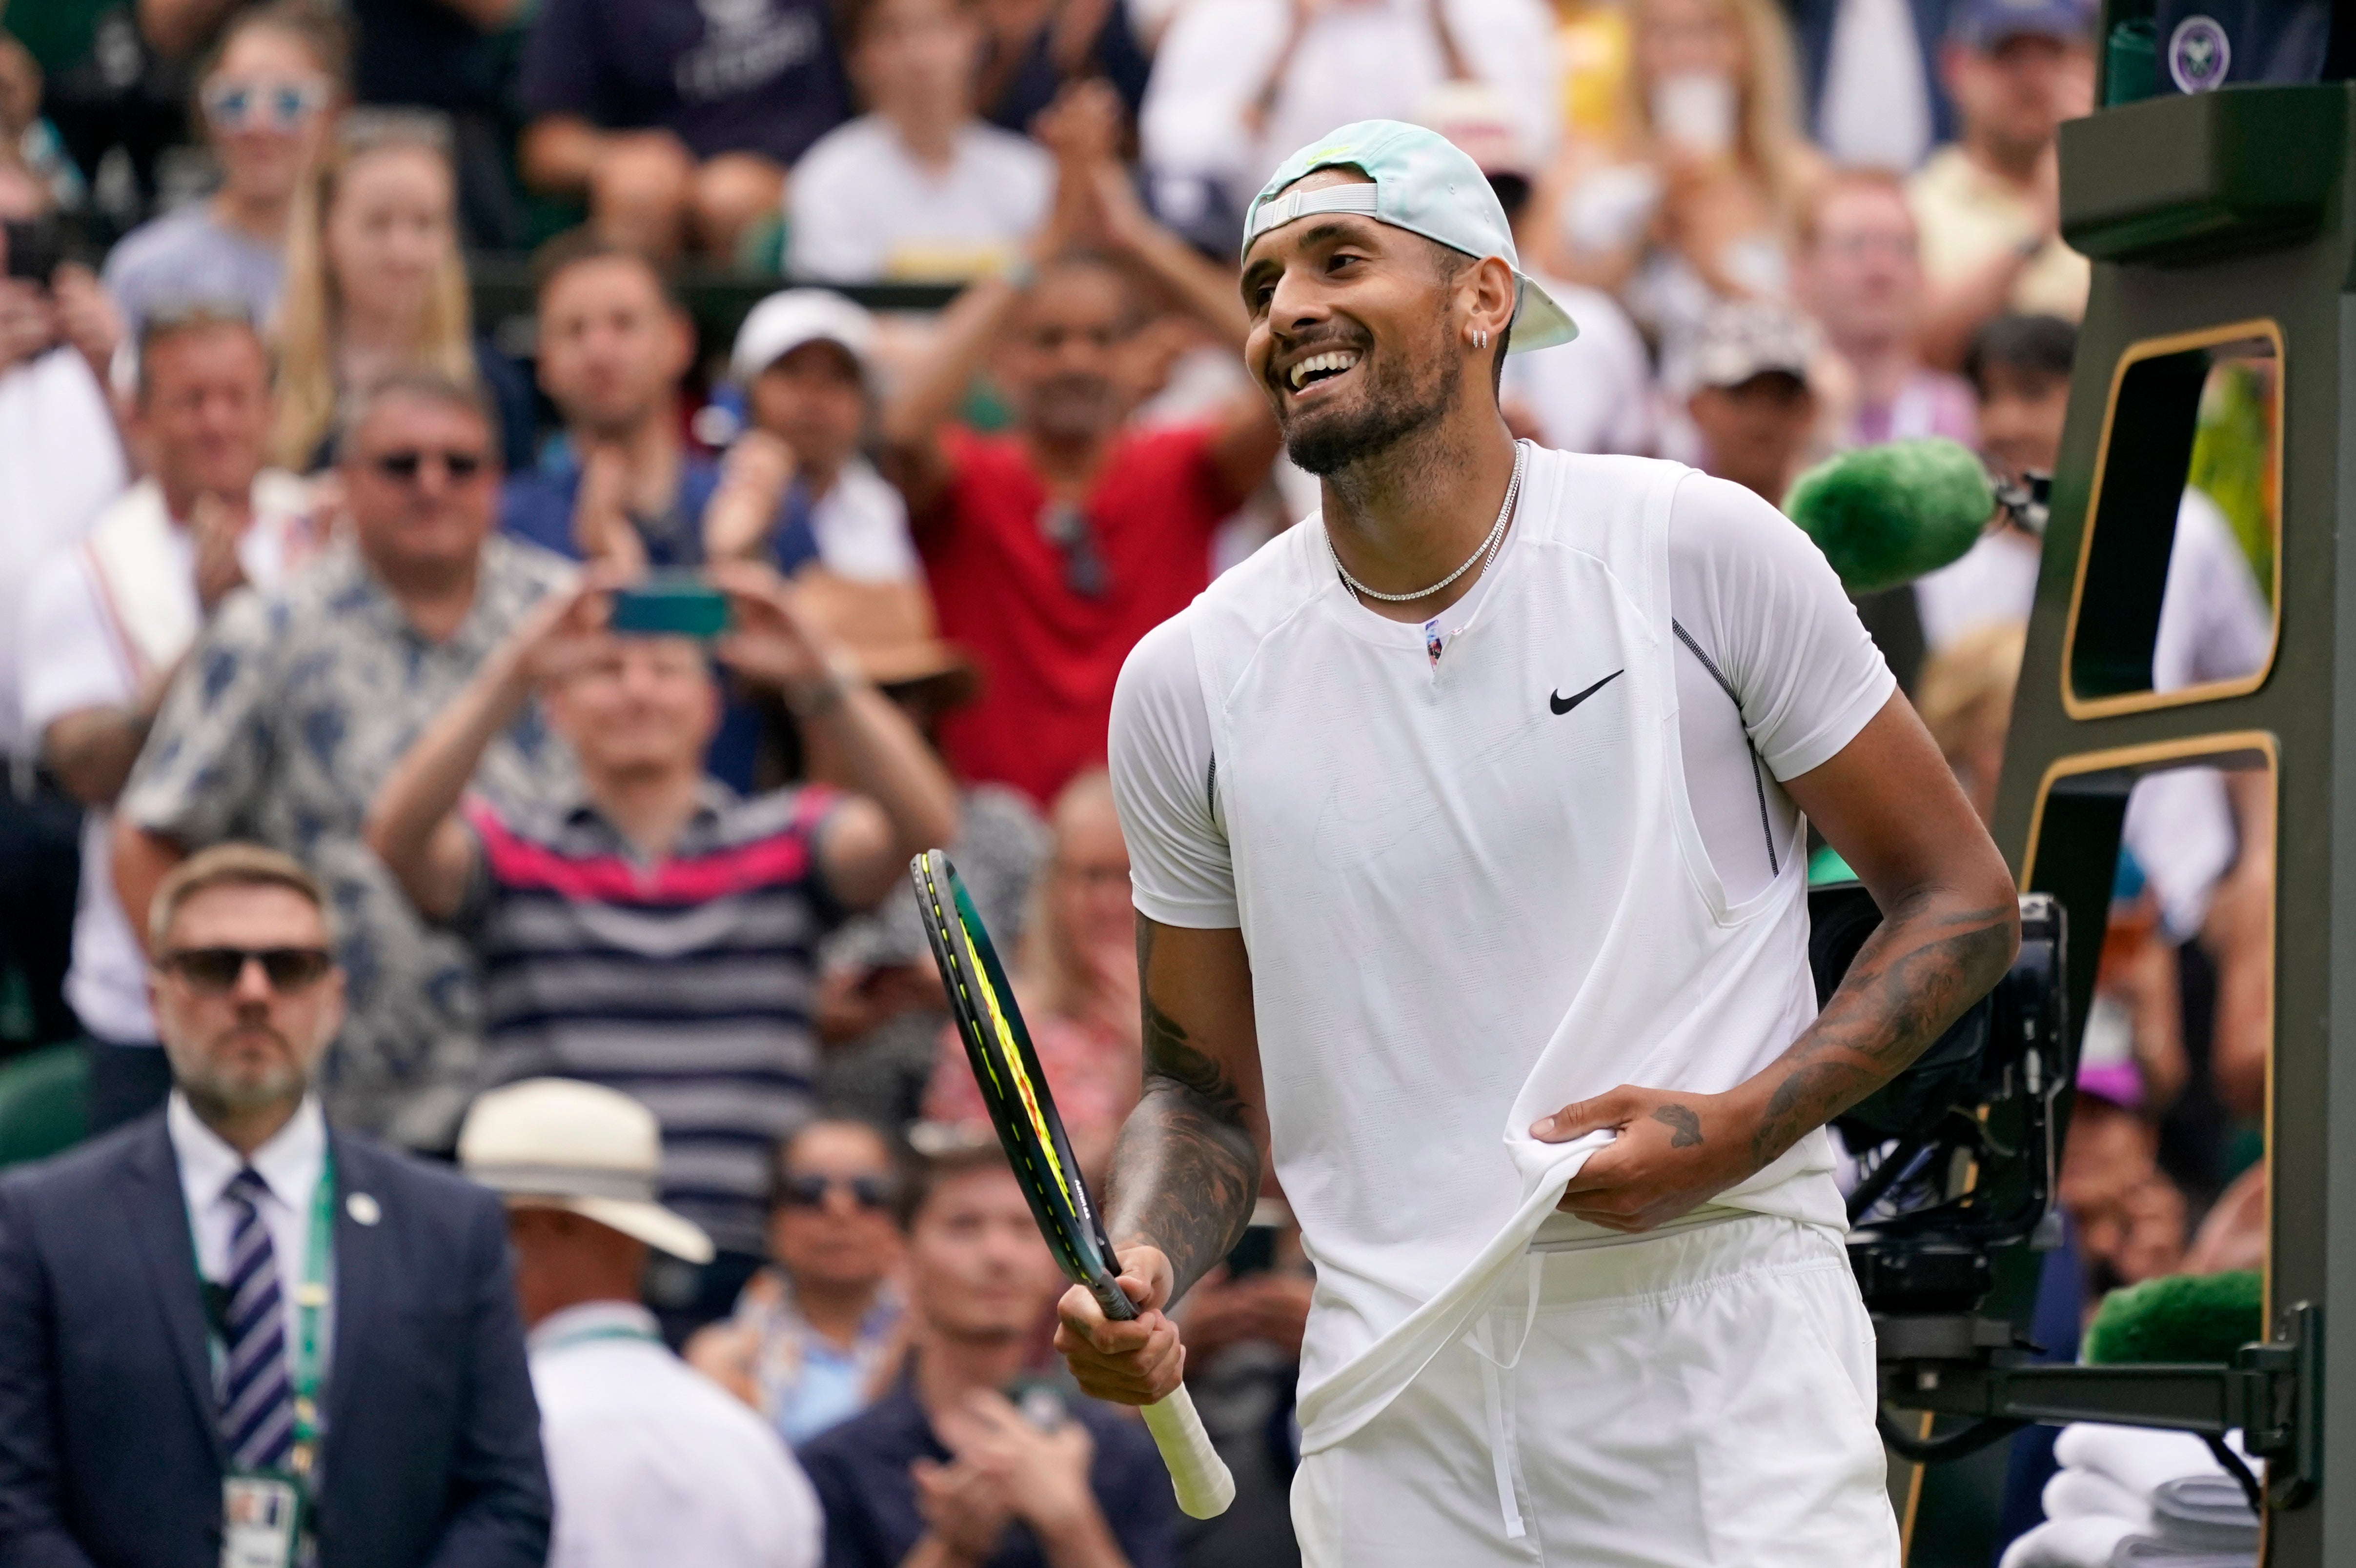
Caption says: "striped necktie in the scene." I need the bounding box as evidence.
[220,1166,298,1470]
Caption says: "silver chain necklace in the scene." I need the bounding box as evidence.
[1328,440,1527,604]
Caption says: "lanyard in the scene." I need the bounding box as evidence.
[196,1146,336,1485]
[535,1320,664,1355]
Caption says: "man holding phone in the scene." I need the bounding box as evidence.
[365,560,960,1336]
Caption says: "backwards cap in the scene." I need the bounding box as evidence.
[1244,119,1577,354]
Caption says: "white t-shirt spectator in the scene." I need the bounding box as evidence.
[1140,0,1557,199]
[20,475,308,1045]
[806,458,919,583]
[530,1301,822,1568]
[0,347,127,759]
[1500,278,1658,456]
[2123,487,2274,940]
[788,118,1054,283]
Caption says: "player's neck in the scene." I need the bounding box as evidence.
[910,1330,1029,1419]
[1320,413,1520,624]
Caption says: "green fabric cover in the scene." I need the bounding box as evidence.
[1782,437,1995,594]
[2084,1270,2265,1366]
[0,1044,87,1170]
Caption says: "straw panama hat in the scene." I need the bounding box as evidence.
[458,1078,715,1264]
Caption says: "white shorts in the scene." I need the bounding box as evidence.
[1291,1215,1900,1567]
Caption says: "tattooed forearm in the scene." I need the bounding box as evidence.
[1746,897,2018,1167]
[1102,924,1261,1302]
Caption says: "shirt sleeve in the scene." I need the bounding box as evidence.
[19,552,132,739]
[1109,613,1238,928]
[517,0,607,121]
[118,590,285,845]
[1667,472,1897,782]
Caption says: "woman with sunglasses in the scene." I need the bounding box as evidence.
[102,0,346,339]
[271,109,535,473]
[688,1119,911,1447]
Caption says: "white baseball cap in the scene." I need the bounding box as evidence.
[730,288,879,385]
[1244,118,1577,353]
[459,1078,714,1264]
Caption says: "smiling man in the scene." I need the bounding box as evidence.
[1052,121,2021,1565]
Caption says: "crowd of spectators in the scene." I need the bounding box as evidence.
[0,0,2286,1563]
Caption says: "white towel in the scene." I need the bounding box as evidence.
[1998,1516,2136,1568]
[2108,1536,2255,1568]
[2051,1424,2228,1498]
[2042,1466,2153,1528]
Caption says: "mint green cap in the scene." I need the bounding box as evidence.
[1244,119,1577,354]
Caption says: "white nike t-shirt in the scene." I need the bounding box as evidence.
[1116,469,1895,920]
[1110,449,1898,1451]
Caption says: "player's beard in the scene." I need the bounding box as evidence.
[1280,319,1461,477]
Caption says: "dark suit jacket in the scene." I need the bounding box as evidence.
[0,1113,551,1568]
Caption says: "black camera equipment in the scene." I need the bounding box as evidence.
[1810,879,2318,1510]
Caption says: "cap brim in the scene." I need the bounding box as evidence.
[1509,274,1579,353]
[511,1194,716,1264]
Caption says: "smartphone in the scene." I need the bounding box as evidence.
[608,576,729,639]
[1,216,62,284]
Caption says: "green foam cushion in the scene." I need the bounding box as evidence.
[2084,1271,2264,1366]
[1782,437,1994,594]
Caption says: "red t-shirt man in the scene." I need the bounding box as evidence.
[916,423,1249,804]
[884,248,1281,808]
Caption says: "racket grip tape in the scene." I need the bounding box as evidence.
[1139,1385,1236,1519]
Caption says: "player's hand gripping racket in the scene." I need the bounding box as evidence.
[910,850,1236,1519]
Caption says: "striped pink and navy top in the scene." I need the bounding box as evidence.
[457,782,844,1255]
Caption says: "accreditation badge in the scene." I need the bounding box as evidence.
[221,1472,302,1568]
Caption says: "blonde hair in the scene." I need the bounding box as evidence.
[150,843,332,952]
[1630,0,1813,220]
[272,109,474,471]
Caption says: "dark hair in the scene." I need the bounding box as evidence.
[333,364,498,463]
[770,1116,912,1206]
[894,1130,1013,1231]
[1963,313,2078,397]
[531,229,683,315]
[838,0,976,47]
[135,301,268,405]
[1025,249,1147,334]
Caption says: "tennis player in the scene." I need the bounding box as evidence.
[1051,121,2020,1565]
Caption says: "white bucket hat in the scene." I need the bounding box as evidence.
[459,1079,715,1264]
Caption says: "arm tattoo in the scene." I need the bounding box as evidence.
[1103,923,1260,1303]
[1748,898,2018,1167]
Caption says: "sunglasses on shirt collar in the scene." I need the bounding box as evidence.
[159,946,336,995]
[201,79,329,133]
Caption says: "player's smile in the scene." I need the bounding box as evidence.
[1284,349,1361,396]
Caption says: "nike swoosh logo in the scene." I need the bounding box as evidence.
[1550,669,1624,716]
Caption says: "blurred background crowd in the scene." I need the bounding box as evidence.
[0,0,2284,1563]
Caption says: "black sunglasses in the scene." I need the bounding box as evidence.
[371,448,487,482]
[160,946,336,995]
[778,1172,897,1211]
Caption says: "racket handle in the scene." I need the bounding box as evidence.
[1139,1384,1236,1519]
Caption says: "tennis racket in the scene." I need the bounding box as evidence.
[910,849,1236,1520]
